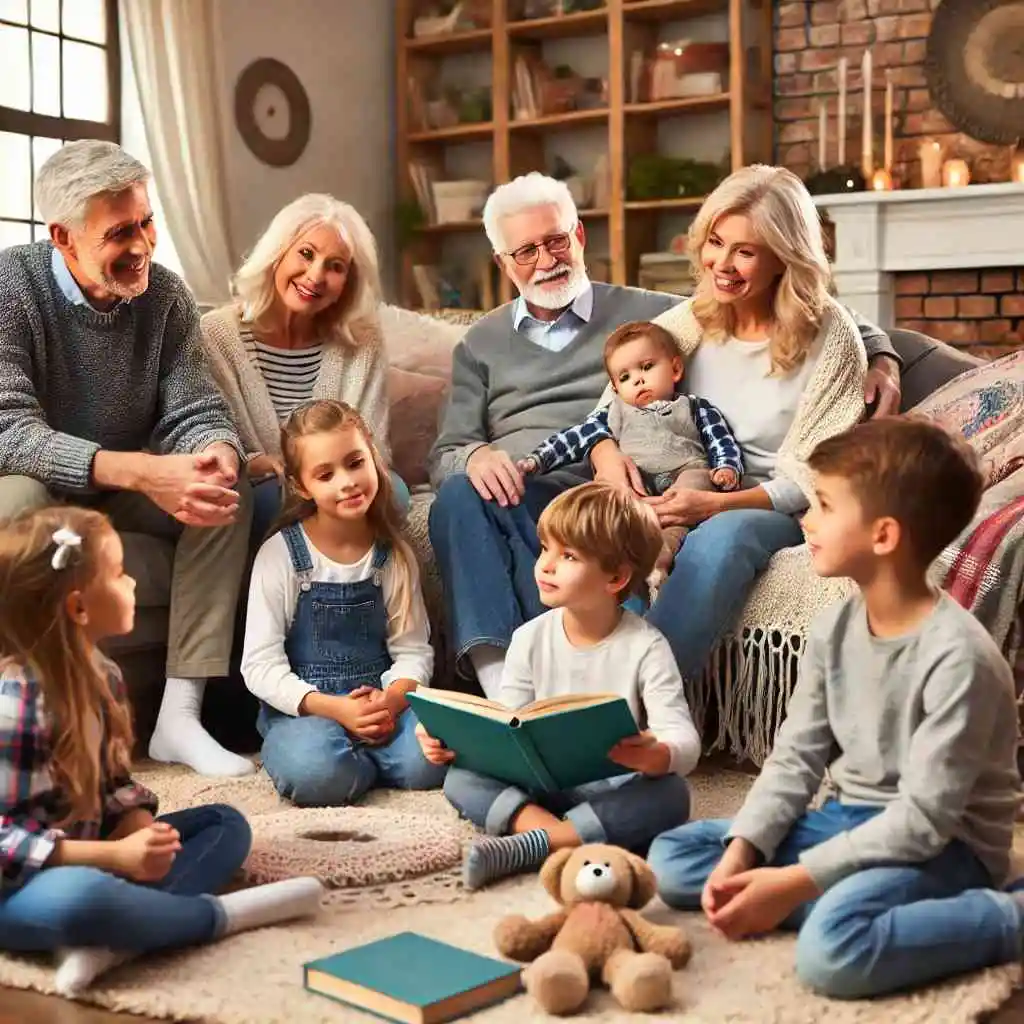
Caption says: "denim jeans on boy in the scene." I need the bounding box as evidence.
[257,524,445,805]
[428,470,588,668]
[648,799,1023,999]
[0,804,250,953]
[647,508,805,680]
[445,767,691,851]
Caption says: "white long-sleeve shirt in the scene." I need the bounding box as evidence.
[241,528,433,716]
[498,609,701,778]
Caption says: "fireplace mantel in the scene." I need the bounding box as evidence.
[814,183,1024,327]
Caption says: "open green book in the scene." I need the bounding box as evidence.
[406,689,638,793]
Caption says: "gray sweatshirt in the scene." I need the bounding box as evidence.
[729,592,1021,889]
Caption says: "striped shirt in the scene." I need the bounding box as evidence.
[241,325,323,422]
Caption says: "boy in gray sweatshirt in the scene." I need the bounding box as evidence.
[649,416,1022,1000]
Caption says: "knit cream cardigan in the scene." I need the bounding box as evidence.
[199,304,391,461]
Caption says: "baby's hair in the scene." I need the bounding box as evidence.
[0,506,133,826]
[277,399,417,633]
[807,416,983,567]
[537,481,663,601]
[602,320,680,377]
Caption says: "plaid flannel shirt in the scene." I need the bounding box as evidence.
[529,395,744,478]
[0,657,158,894]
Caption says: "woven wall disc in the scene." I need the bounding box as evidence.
[234,58,312,167]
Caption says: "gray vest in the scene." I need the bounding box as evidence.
[607,395,706,475]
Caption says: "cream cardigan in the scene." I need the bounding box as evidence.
[200,304,391,461]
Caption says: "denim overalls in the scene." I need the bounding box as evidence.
[257,523,446,805]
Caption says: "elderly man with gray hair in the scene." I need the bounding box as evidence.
[0,139,255,778]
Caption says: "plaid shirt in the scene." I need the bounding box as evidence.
[0,657,158,894]
[529,395,744,477]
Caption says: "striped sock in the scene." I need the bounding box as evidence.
[463,830,551,890]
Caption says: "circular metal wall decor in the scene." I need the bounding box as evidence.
[234,58,311,166]
[925,0,1024,145]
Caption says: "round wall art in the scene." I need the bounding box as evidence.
[234,57,312,167]
[925,0,1024,145]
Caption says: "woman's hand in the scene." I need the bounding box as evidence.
[589,439,646,497]
[644,486,724,528]
[111,822,182,883]
[415,722,456,765]
[247,453,285,482]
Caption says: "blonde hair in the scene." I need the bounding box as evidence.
[537,482,663,602]
[233,193,382,348]
[0,507,134,827]
[277,400,417,633]
[688,165,831,374]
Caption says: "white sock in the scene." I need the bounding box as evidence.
[469,646,505,700]
[216,877,324,936]
[148,677,256,777]
[54,947,135,997]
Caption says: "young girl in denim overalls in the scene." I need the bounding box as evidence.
[242,399,445,805]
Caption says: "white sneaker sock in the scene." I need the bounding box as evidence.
[216,877,325,936]
[148,677,256,777]
[469,646,505,700]
[54,947,135,997]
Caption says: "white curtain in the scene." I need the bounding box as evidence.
[121,0,236,307]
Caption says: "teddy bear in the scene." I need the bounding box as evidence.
[493,843,691,1015]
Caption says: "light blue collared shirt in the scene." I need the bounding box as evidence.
[512,281,593,353]
[51,247,89,306]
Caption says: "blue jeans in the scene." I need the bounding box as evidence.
[428,471,586,666]
[0,804,251,953]
[445,767,690,851]
[648,800,1022,999]
[259,707,446,806]
[647,509,805,680]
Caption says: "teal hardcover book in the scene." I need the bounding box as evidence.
[406,689,638,792]
[303,932,521,1024]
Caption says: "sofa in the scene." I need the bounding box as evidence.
[110,307,1018,763]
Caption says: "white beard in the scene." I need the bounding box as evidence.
[518,262,588,311]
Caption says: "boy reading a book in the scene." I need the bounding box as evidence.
[417,481,701,889]
[648,417,1023,1000]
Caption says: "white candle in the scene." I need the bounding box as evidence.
[920,138,943,187]
[819,101,827,171]
[884,76,893,171]
[837,58,847,166]
[861,48,873,178]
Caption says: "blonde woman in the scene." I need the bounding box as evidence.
[201,194,406,541]
[588,165,873,679]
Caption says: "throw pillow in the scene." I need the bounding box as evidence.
[910,349,1024,488]
[387,366,449,486]
[379,303,468,380]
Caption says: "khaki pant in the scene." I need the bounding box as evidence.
[0,474,253,679]
[659,466,716,556]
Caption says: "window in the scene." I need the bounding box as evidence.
[0,0,119,248]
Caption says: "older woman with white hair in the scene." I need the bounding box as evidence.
[202,193,404,540]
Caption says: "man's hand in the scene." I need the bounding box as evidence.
[608,732,671,776]
[590,439,645,496]
[644,486,722,528]
[110,822,182,883]
[708,864,821,940]
[415,722,456,765]
[467,446,525,507]
[710,467,740,491]
[864,355,901,419]
[135,453,240,528]
[247,453,285,482]
[196,443,240,486]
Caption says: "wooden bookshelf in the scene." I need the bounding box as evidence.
[396,0,774,308]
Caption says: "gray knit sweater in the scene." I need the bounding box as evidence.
[0,242,240,493]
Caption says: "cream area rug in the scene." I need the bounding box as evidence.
[0,764,1020,1023]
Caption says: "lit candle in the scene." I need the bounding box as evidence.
[942,158,970,187]
[872,168,893,191]
[1012,142,1024,183]
[884,75,893,171]
[861,48,873,178]
[819,101,827,171]
[920,138,943,187]
[837,58,847,166]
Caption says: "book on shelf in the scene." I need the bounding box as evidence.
[405,689,638,793]
[304,932,521,1024]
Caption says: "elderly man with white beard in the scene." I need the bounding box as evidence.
[0,140,256,778]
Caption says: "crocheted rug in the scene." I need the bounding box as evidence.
[0,764,1019,1023]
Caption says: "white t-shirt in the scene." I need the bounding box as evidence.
[685,336,821,514]
[241,527,433,716]
[499,609,701,778]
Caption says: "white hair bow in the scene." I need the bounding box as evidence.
[51,527,83,570]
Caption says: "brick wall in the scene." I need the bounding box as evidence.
[774,1,1021,359]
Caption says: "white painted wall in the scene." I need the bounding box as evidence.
[212,0,396,288]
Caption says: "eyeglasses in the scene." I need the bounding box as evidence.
[503,226,576,266]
